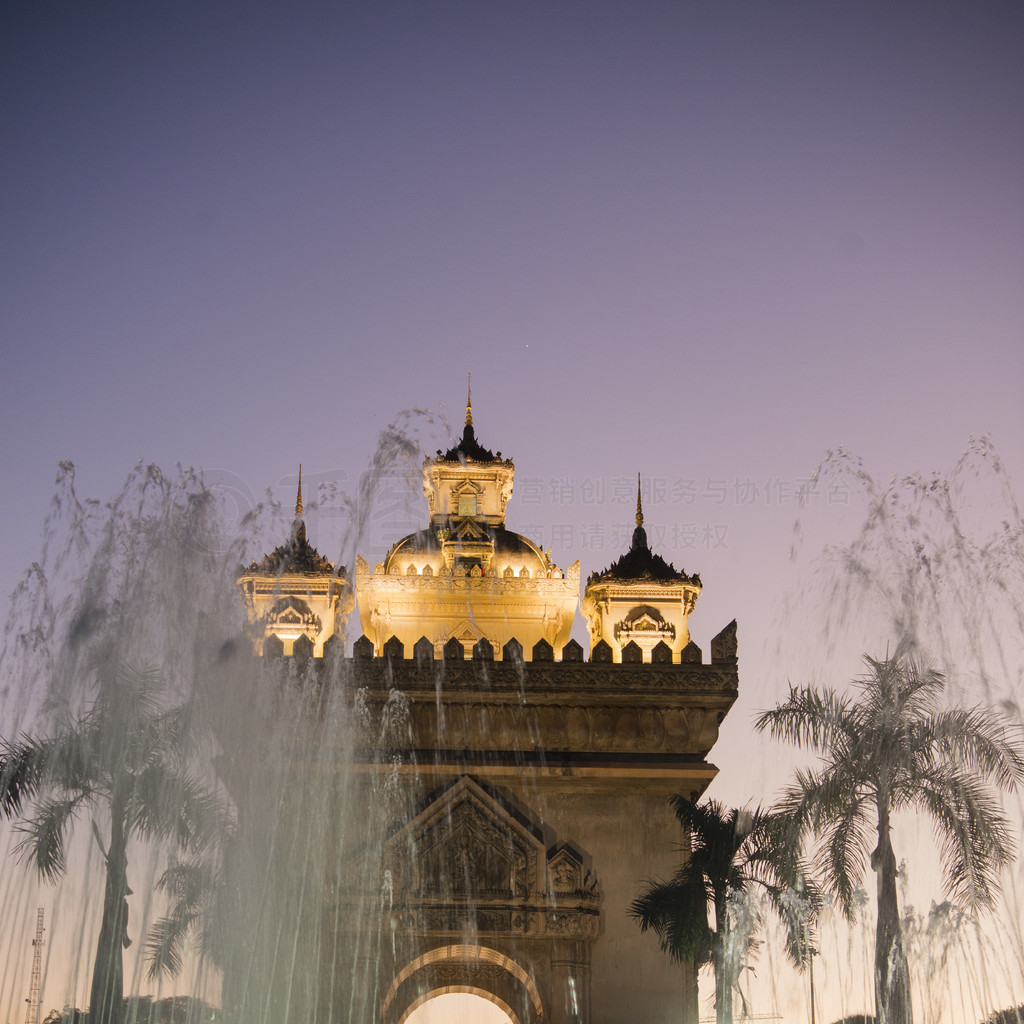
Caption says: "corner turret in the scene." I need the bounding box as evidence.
[581,475,702,662]
[237,466,353,656]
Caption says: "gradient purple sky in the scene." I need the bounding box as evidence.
[2,1,1023,1016]
[4,0,1023,792]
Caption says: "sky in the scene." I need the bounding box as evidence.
[2,2,1023,1021]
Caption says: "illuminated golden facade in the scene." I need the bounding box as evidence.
[356,397,578,658]
[235,396,738,1024]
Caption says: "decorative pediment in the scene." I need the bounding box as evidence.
[624,605,666,628]
[452,479,484,498]
[270,595,311,620]
[448,618,484,646]
[378,777,602,944]
[385,777,547,900]
[266,596,321,637]
[547,842,599,897]
[453,517,488,541]
[614,604,676,644]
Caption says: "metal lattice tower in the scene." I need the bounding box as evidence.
[23,908,44,1024]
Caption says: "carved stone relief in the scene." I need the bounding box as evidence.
[382,777,600,946]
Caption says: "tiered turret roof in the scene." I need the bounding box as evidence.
[241,467,340,578]
[586,477,699,587]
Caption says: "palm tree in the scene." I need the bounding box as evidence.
[0,663,228,1024]
[755,648,1024,1024]
[630,795,812,1024]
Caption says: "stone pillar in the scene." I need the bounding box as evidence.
[549,940,592,1024]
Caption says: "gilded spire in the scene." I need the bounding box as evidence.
[631,473,648,551]
[438,378,500,462]
[295,464,303,518]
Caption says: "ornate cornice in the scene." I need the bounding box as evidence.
[355,575,579,594]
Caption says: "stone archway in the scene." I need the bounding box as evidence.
[372,777,599,1024]
[384,945,543,1024]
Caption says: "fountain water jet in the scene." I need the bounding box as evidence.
[0,423,439,1024]
[763,438,1024,1024]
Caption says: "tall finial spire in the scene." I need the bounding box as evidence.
[295,464,303,518]
[631,472,648,551]
[466,372,473,427]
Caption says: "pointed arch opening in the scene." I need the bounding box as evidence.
[404,991,516,1024]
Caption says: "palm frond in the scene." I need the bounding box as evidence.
[924,707,1024,789]
[668,793,725,844]
[754,686,856,753]
[128,765,231,853]
[43,726,103,794]
[631,872,714,966]
[0,742,46,815]
[768,881,819,967]
[145,914,191,978]
[2,727,93,796]
[742,810,811,893]
[914,767,1015,909]
[146,858,220,979]
[819,793,874,917]
[157,857,220,904]
[148,703,201,760]
[779,763,868,840]
[742,812,821,968]
[14,794,86,881]
[112,663,166,721]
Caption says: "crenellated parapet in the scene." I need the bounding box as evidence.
[263,619,738,762]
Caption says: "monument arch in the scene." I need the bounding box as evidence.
[231,394,738,1024]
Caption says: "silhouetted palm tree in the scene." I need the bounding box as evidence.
[630,795,811,1024]
[755,648,1024,1024]
[144,855,223,979]
[0,663,228,1024]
